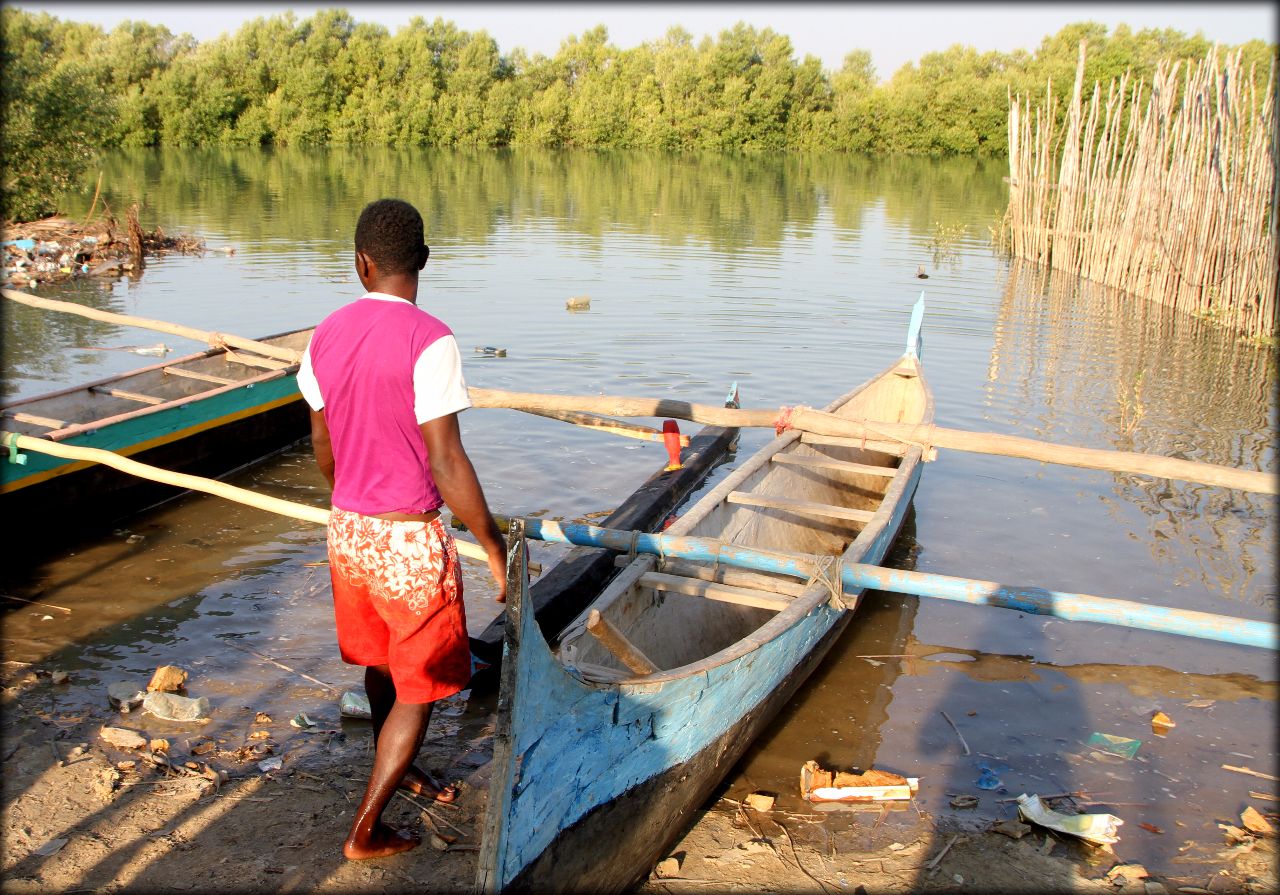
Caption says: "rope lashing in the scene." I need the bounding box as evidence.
[207,331,229,351]
[774,405,796,436]
[807,555,847,610]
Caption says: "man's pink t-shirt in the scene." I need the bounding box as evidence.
[298,293,470,516]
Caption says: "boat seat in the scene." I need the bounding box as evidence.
[770,453,896,477]
[800,432,908,455]
[2,411,66,429]
[164,367,238,386]
[88,386,167,405]
[223,350,290,371]
[726,491,875,524]
[638,570,794,611]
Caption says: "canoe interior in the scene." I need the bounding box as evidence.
[558,354,930,679]
[0,329,311,439]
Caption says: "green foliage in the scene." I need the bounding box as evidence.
[1,7,1274,220]
[0,10,114,219]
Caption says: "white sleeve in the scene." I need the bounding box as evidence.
[413,335,472,424]
[296,346,324,411]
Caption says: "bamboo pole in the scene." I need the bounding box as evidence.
[6,289,1273,491]
[468,388,1276,494]
[522,520,1278,650]
[0,289,302,363]
[0,432,490,564]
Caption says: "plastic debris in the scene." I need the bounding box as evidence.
[473,346,508,357]
[1087,732,1142,759]
[1151,711,1176,736]
[976,767,1002,790]
[565,295,591,310]
[142,690,210,722]
[801,760,919,802]
[290,712,316,729]
[1015,793,1123,846]
[340,690,372,719]
[258,756,283,773]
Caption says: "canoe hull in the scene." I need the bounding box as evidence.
[2,382,307,549]
[1,330,311,554]
[500,595,854,894]
[480,443,922,893]
[479,301,932,893]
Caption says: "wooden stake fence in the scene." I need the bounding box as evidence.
[1002,42,1278,340]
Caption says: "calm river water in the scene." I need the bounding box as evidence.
[3,147,1275,875]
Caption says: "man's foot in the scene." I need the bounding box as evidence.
[342,823,420,860]
[398,766,457,803]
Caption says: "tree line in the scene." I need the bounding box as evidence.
[2,7,1273,220]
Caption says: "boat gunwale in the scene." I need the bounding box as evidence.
[562,353,933,689]
[0,326,310,413]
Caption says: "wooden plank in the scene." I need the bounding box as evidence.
[585,609,660,675]
[726,491,875,524]
[88,386,167,406]
[164,366,238,386]
[2,411,67,429]
[621,555,810,597]
[771,453,897,477]
[224,350,290,371]
[638,571,793,611]
[800,432,907,455]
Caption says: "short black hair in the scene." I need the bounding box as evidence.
[354,199,427,275]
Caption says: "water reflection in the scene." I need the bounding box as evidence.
[986,262,1277,607]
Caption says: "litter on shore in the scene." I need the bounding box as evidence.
[3,205,205,288]
[800,760,919,802]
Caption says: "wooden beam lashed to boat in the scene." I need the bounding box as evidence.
[637,571,794,611]
[88,386,167,405]
[585,609,660,675]
[771,453,897,477]
[726,491,876,524]
[2,411,67,429]
[163,366,238,386]
[223,350,290,371]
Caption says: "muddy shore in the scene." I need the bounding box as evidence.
[3,652,1274,894]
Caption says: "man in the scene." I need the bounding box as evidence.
[298,198,506,859]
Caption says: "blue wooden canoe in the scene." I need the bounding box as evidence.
[0,328,312,550]
[477,300,932,893]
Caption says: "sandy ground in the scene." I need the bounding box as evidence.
[3,664,1275,895]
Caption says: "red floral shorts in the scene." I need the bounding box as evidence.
[327,507,469,704]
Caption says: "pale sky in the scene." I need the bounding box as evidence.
[15,2,1277,81]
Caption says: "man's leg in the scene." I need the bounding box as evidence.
[343,695,433,859]
[364,664,455,801]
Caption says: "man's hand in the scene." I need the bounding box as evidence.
[421,413,507,602]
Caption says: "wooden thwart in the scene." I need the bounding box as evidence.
[223,350,290,371]
[89,386,167,405]
[585,609,660,675]
[644,556,810,597]
[638,571,792,611]
[164,367,238,386]
[727,491,875,524]
[3,411,67,429]
[771,453,897,477]
[799,432,908,455]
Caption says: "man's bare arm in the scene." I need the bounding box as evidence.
[421,413,507,602]
[310,409,335,489]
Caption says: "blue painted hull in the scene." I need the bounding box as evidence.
[478,311,932,893]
